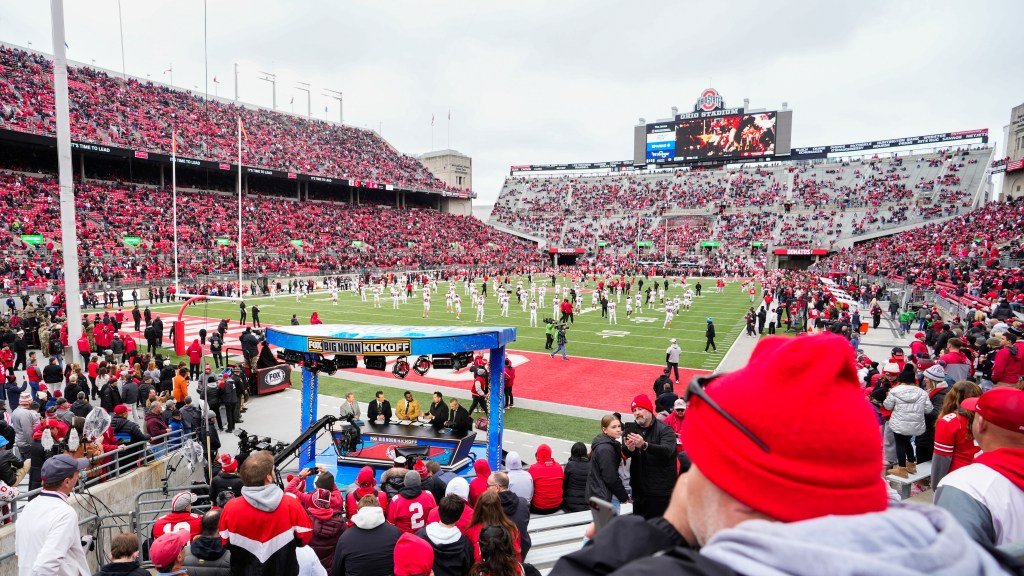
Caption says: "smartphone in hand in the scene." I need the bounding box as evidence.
[589,497,617,533]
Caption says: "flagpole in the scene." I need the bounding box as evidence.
[237,117,243,297]
[447,110,450,149]
[173,131,179,297]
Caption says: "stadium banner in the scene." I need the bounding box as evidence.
[1007,158,1024,174]
[216,237,231,246]
[791,129,989,157]
[290,239,303,247]
[700,241,720,248]
[773,248,828,256]
[637,241,653,248]
[547,248,585,254]
[510,160,635,173]
[20,234,44,245]
[307,337,412,356]
[122,235,142,247]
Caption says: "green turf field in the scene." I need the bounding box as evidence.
[150,276,754,370]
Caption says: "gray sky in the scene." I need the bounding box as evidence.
[2,1,1022,204]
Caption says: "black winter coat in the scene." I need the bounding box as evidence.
[562,458,591,512]
[99,383,122,413]
[623,419,679,498]
[94,560,152,576]
[210,471,244,503]
[586,434,629,503]
[415,526,474,576]
[550,515,700,576]
[498,490,532,558]
[0,448,23,486]
[181,536,232,576]
[331,520,401,576]
[120,381,140,406]
[4,379,26,409]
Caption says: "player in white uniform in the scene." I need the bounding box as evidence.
[360,283,367,302]
[664,303,675,328]
[463,278,470,295]
[422,291,431,318]
[682,293,693,311]
[590,290,598,310]
[538,286,546,308]
[270,284,277,300]
[372,286,381,308]
[392,287,401,309]
[476,296,486,322]
[331,287,339,305]
[658,286,666,303]
[454,294,463,319]
[500,294,510,317]
[634,293,642,315]
[673,295,681,311]
[626,299,633,318]
[528,299,538,327]
[445,291,453,313]
[608,300,617,324]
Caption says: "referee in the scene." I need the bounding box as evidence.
[665,338,681,382]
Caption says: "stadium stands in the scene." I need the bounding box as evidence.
[0,46,448,192]
[0,171,541,291]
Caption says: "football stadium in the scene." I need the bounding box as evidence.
[2,2,1024,574]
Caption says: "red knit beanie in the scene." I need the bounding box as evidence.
[682,333,887,522]
[393,533,434,576]
[630,394,654,415]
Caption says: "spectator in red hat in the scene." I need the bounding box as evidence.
[346,466,389,526]
[910,331,928,358]
[210,453,243,504]
[553,334,1015,576]
[286,464,344,512]
[393,532,434,576]
[622,393,677,518]
[149,529,190,576]
[935,387,1024,546]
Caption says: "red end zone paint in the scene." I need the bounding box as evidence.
[132,314,710,412]
[344,350,710,413]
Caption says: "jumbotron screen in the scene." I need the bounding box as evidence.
[645,111,778,162]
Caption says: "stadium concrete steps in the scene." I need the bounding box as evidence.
[525,503,633,572]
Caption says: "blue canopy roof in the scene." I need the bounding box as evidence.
[265,324,517,355]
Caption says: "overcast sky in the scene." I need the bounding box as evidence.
[2,1,1022,205]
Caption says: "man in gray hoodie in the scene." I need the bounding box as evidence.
[552,333,1019,576]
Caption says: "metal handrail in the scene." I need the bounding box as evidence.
[0,429,200,525]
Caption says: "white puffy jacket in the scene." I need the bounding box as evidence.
[883,384,933,436]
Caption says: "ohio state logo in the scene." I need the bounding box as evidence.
[694,88,724,112]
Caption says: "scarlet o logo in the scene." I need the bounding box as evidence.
[697,88,723,112]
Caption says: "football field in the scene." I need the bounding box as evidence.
[137,276,754,434]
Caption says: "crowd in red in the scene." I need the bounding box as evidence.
[0,172,541,291]
[816,199,1024,307]
[0,46,447,192]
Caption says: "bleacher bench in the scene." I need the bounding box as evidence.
[886,460,932,500]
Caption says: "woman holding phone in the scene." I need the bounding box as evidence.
[585,414,630,513]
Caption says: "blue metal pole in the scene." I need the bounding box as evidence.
[299,363,318,473]
[486,346,506,471]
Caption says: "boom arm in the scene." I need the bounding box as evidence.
[273,414,338,467]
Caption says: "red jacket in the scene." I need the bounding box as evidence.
[991,343,1024,385]
[527,445,564,510]
[123,335,137,354]
[187,340,203,364]
[345,466,389,525]
[219,487,314,574]
[0,348,12,369]
[468,459,491,506]
[425,499,474,532]
[77,335,91,354]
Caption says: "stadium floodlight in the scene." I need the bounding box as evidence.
[295,82,311,119]
[323,89,343,124]
[392,356,411,379]
[258,71,277,109]
[412,355,431,376]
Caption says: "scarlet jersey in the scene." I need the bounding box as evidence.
[152,511,202,540]
[386,491,437,533]
[934,413,978,472]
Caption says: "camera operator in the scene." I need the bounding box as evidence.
[549,322,569,360]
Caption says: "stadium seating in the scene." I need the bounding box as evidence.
[0,171,541,291]
[0,46,448,192]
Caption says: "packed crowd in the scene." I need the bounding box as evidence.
[816,198,1024,307]
[0,46,448,192]
[0,171,543,291]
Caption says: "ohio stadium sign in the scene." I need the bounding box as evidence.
[694,88,725,112]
